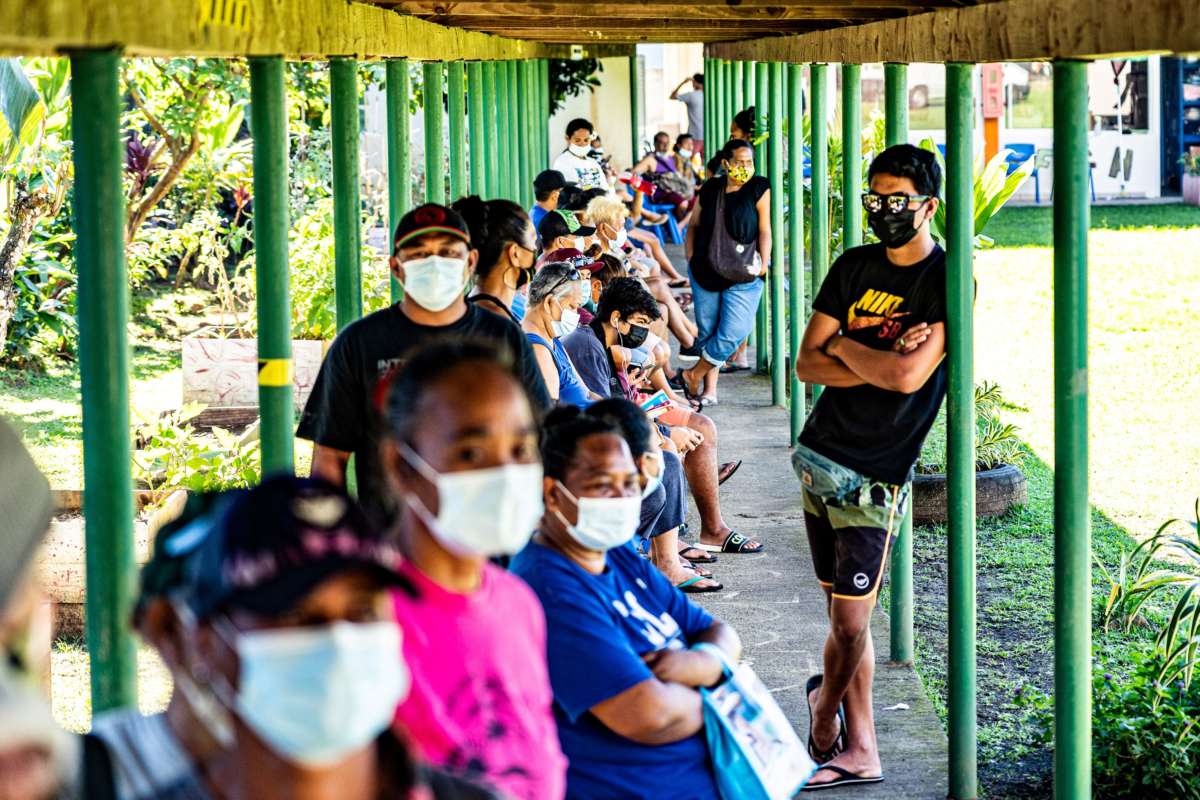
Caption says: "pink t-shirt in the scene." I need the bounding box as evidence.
[392,561,566,800]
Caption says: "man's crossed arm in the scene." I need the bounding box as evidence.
[794,311,946,395]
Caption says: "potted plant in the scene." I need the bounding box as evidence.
[1182,151,1200,207]
[911,382,1028,524]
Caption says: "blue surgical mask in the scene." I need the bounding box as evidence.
[512,290,528,321]
[220,620,408,767]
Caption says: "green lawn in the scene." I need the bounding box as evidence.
[895,203,1200,797]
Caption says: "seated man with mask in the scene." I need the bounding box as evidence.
[89,475,496,799]
[298,203,551,526]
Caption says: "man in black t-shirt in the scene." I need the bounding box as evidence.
[793,145,949,790]
[297,204,551,525]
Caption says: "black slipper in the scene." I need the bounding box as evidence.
[678,544,718,564]
[720,363,750,374]
[805,675,847,763]
[717,460,742,486]
[801,765,884,791]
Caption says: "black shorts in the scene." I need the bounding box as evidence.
[802,481,908,600]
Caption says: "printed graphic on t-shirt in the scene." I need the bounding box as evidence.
[441,674,536,797]
[573,165,605,189]
[847,288,910,340]
[612,577,685,650]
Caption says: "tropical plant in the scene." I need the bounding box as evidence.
[1181,152,1200,177]
[917,136,1034,248]
[3,225,76,367]
[0,57,71,358]
[917,381,1026,474]
[132,404,261,493]
[548,58,602,116]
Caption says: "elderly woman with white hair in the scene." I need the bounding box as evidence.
[523,262,601,408]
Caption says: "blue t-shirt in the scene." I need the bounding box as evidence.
[526,332,590,409]
[530,205,551,234]
[509,541,718,800]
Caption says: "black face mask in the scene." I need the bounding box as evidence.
[621,322,650,349]
[867,203,925,248]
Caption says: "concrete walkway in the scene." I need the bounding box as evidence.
[685,366,949,798]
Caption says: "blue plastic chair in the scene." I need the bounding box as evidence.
[1005,143,1040,204]
[643,201,684,244]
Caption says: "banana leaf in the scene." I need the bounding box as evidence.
[0,58,44,166]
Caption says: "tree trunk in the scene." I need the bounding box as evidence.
[0,184,53,355]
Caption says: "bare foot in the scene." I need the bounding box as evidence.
[652,552,720,590]
[807,748,882,787]
[808,685,841,756]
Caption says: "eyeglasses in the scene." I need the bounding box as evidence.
[543,266,583,296]
[861,192,931,214]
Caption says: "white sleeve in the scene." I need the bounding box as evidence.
[551,152,578,184]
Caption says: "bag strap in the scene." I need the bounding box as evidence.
[82,733,118,800]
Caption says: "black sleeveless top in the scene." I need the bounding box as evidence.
[690,174,769,293]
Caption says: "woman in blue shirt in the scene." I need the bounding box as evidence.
[522,263,600,409]
[510,407,742,800]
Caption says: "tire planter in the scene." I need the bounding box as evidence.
[912,463,1027,525]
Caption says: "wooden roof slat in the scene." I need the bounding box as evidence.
[389,1,949,19]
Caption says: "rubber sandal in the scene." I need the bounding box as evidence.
[675,574,724,594]
[805,675,847,764]
[678,544,717,564]
[800,765,884,792]
[720,363,750,374]
[717,460,742,486]
[700,395,719,408]
[695,530,764,554]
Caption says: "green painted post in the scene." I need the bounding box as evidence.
[1053,58,1091,800]
[539,58,550,173]
[386,59,411,302]
[743,60,755,120]
[945,61,977,800]
[423,62,445,204]
[629,54,643,167]
[810,64,829,403]
[755,61,769,374]
[768,62,786,406]
[518,60,534,206]
[704,57,713,155]
[249,58,295,475]
[467,62,485,197]
[884,61,914,666]
[331,59,362,329]
[715,60,726,152]
[788,63,806,440]
[733,60,745,116]
[484,61,500,198]
[447,61,467,202]
[841,63,862,251]
[70,48,137,712]
[506,60,520,200]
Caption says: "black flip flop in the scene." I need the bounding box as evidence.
[717,459,742,486]
[696,530,764,554]
[805,675,847,764]
[720,363,750,374]
[678,544,718,564]
[801,765,884,792]
[675,574,724,594]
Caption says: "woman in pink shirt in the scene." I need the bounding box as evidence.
[379,339,566,800]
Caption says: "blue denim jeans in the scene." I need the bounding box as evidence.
[687,270,765,367]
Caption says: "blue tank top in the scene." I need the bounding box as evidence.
[526,332,590,409]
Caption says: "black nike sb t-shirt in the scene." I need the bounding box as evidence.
[798,243,948,485]
[297,303,551,524]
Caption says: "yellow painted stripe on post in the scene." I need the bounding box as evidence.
[257,358,292,387]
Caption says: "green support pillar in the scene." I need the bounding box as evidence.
[447,61,467,202]
[70,48,137,712]
[841,63,862,252]
[249,57,295,476]
[517,60,532,207]
[331,58,362,330]
[467,62,485,197]
[755,61,769,374]
[884,61,914,666]
[768,62,786,406]
[704,57,714,155]
[945,61,977,800]
[810,64,830,403]
[506,60,520,200]
[484,61,500,198]
[742,60,755,120]
[788,63,806,441]
[423,61,445,204]
[386,59,412,302]
[715,60,727,152]
[539,59,550,173]
[1053,58,1091,800]
[629,54,643,167]
[733,60,745,115]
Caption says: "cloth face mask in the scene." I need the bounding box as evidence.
[568,143,592,158]
[553,481,641,551]
[726,164,755,183]
[401,443,543,557]
[402,255,467,312]
[867,204,925,248]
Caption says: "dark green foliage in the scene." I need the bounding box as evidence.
[548,58,601,116]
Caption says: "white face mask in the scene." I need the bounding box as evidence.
[402,255,467,312]
[572,236,588,252]
[401,443,543,557]
[613,229,629,249]
[553,481,641,551]
[551,304,580,339]
[641,331,662,353]
[641,450,665,499]
[225,621,407,768]
[568,143,592,158]
[677,148,693,161]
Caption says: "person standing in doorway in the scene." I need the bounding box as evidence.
[670,73,705,157]
[552,118,608,191]
[676,139,770,407]
[792,144,948,790]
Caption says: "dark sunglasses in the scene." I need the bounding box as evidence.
[861,192,932,214]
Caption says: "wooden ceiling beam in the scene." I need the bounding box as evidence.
[384,0,972,10]
[428,19,838,33]
[706,0,1200,63]
[389,1,949,19]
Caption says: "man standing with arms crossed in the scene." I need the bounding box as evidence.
[793,144,948,790]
